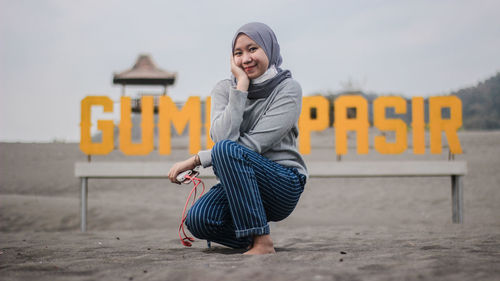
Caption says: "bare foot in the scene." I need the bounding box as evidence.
[243,234,276,255]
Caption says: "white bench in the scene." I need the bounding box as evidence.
[75,161,467,231]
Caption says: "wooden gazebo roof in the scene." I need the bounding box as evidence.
[113,54,176,86]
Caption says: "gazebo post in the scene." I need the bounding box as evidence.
[121,84,126,97]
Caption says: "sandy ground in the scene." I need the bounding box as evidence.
[1,130,499,280]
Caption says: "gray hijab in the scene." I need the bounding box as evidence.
[231,22,292,100]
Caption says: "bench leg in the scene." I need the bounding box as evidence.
[451,175,463,224]
[81,177,88,232]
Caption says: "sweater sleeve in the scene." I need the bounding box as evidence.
[210,80,248,142]
[197,80,247,168]
[238,80,302,154]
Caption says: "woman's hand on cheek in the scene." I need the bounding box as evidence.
[230,55,249,92]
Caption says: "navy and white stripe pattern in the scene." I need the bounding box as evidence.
[185,140,306,249]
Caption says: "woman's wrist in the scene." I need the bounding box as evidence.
[193,154,201,166]
[236,77,249,92]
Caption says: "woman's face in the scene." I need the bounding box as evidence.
[233,34,269,79]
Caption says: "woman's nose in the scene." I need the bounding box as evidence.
[242,53,252,64]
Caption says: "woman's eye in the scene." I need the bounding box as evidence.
[249,47,258,52]
[234,51,242,56]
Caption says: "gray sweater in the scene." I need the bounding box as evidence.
[197,78,308,178]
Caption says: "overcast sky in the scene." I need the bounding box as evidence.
[1,0,499,142]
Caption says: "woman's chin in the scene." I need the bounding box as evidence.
[247,73,260,80]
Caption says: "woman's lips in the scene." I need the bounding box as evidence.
[244,65,255,72]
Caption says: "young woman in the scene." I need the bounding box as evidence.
[168,22,307,255]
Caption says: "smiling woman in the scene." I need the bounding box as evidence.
[232,34,269,80]
[168,22,307,255]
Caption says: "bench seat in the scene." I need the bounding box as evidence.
[75,160,467,231]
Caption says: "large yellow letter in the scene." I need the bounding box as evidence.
[158,96,201,154]
[374,96,407,154]
[334,95,369,155]
[205,96,214,149]
[298,96,329,154]
[80,96,114,155]
[412,97,425,154]
[119,96,154,155]
[429,96,463,154]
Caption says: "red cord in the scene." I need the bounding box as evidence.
[178,174,205,247]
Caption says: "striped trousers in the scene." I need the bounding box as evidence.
[185,140,306,249]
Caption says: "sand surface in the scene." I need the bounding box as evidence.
[1,130,499,280]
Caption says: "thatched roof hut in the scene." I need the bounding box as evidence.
[113,54,176,95]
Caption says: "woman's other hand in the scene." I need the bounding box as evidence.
[230,55,250,92]
[168,155,199,184]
